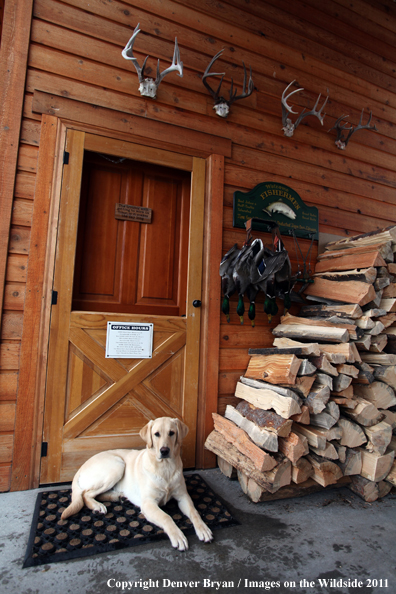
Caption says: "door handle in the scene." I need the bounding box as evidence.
[192,300,202,308]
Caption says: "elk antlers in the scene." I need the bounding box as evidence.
[328,109,378,149]
[202,50,254,117]
[122,24,183,98]
[281,80,328,137]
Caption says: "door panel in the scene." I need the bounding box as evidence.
[41,131,204,484]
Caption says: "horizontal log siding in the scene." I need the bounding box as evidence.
[2,0,396,487]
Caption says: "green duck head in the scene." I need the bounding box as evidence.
[236,294,245,324]
[222,295,230,323]
[248,302,256,327]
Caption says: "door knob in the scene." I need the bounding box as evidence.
[192,300,202,308]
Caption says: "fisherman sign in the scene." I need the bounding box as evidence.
[233,182,318,240]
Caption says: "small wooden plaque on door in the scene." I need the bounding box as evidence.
[115,203,152,223]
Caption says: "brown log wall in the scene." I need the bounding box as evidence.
[1,0,396,489]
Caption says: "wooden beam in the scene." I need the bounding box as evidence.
[197,154,224,469]
[32,91,232,158]
[11,115,59,491]
[0,0,33,320]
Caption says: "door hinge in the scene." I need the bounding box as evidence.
[63,151,70,164]
[41,442,48,458]
[51,290,58,305]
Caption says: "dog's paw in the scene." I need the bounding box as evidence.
[195,522,213,543]
[92,502,107,515]
[168,528,189,551]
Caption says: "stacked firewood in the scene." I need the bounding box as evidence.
[205,226,396,503]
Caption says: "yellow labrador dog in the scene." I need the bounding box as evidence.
[61,417,213,551]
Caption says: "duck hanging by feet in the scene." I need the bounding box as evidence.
[232,242,254,324]
[219,244,239,322]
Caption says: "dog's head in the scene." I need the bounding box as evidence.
[139,417,189,461]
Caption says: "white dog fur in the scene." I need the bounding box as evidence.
[61,417,213,551]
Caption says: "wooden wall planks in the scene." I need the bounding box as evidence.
[1,0,396,487]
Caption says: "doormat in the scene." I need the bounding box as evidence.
[23,474,239,567]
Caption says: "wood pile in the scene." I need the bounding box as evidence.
[206,226,396,503]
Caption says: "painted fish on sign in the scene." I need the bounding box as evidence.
[233,182,318,239]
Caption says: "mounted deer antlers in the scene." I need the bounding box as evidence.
[202,50,254,117]
[281,81,328,137]
[122,24,183,99]
[328,109,378,150]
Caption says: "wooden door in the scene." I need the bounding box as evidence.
[40,130,205,484]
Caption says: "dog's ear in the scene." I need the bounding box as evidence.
[140,420,154,448]
[174,419,189,444]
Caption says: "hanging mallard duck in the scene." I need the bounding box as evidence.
[219,244,239,323]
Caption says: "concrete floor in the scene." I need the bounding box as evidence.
[0,469,395,594]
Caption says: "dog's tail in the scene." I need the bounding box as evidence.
[61,482,84,520]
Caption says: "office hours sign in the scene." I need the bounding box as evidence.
[105,322,153,358]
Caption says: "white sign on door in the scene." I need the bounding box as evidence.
[105,322,153,358]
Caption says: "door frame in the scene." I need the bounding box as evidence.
[11,115,224,490]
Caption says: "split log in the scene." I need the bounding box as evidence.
[375,276,391,291]
[235,382,301,419]
[245,354,301,385]
[353,335,371,351]
[358,448,395,482]
[237,467,321,502]
[349,475,379,502]
[373,365,396,389]
[205,431,291,494]
[309,442,338,460]
[388,262,396,274]
[314,267,377,284]
[330,395,357,410]
[315,252,386,274]
[363,421,392,455]
[344,397,384,427]
[360,353,396,365]
[319,343,361,363]
[307,424,343,442]
[292,457,314,484]
[336,364,359,378]
[338,418,367,448]
[385,460,396,487]
[388,436,396,454]
[248,347,314,357]
[379,409,396,430]
[272,323,349,343]
[353,382,396,409]
[332,384,354,399]
[355,316,375,330]
[365,290,383,309]
[236,455,292,499]
[297,359,316,376]
[278,432,308,464]
[235,401,293,437]
[293,424,326,449]
[366,321,385,335]
[299,303,363,319]
[311,354,338,376]
[369,334,387,352]
[315,373,333,390]
[217,456,237,479]
[382,283,396,298]
[240,377,302,405]
[353,362,374,384]
[379,298,396,312]
[378,480,393,498]
[337,447,362,476]
[363,308,386,318]
[290,405,310,425]
[310,401,340,429]
[321,240,393,259]
[305,384,330,414]
[334,443,346,463]
[324,226,396,251]
[332,374,352,392]
[306,453,343,487]
[272,338,321,356]
[225,405,278,452]
[212,413,278,472]
[279,376,316,398]
[280,313,360,340]
[377,313,396,328]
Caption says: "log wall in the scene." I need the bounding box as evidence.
[1,0,396,489]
